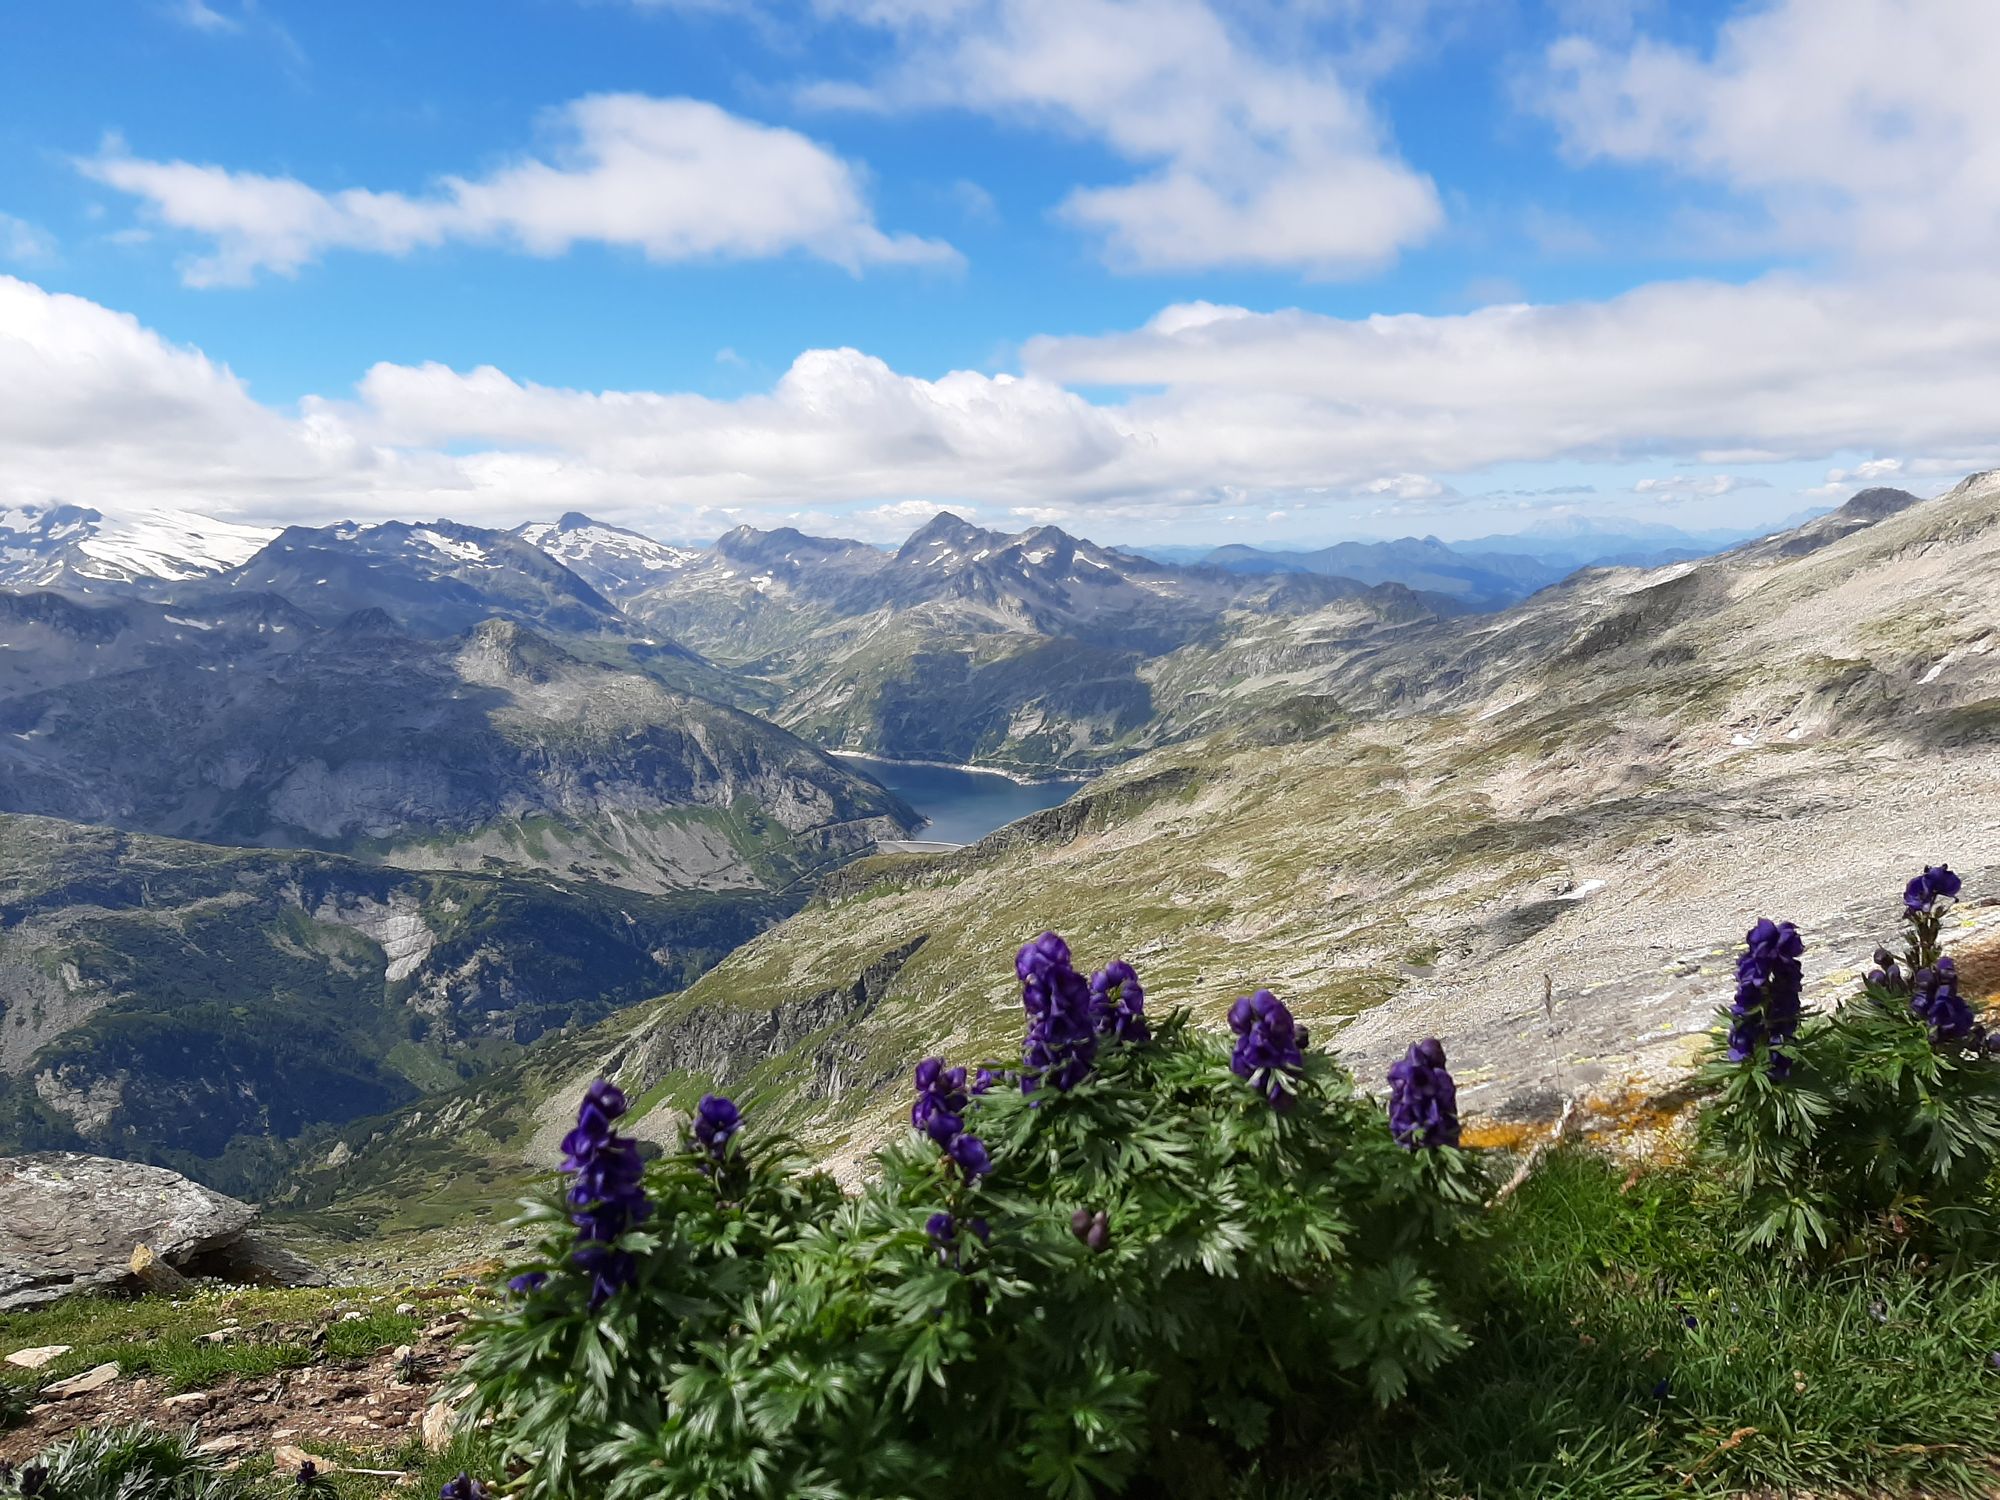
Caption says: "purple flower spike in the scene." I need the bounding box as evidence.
[440,1476,492,1500]
[1910,961,1976,1043]
[691,1094,741,1161]
[1017,931,1072,981]
[911,1057,971,1142]
[912,1054,995,1180]
[1229,989,1306,1110]
[1387,1037,1460,1149]
[1089,960,1150,1044]
[1018,931,1098,1093]
[1725,918,1805,1079]
[561,1078,651,1307]
[947,1132,991,1180]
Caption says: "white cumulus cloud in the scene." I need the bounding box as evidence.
[6,263,2000,539]
[80,94,957,287]
[804,0,1442,275]
[1534,0,2000,263]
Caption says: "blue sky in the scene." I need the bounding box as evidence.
[1,0,1996,547]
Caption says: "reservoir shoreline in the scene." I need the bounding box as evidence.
[827,748,1096,788]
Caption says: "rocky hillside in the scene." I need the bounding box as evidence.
[0,611,917,892]
[0,814,794,1193]
[602,511,1448,771]
[211,519,628,639]
[293,474,2000,1224]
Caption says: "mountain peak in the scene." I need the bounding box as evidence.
[330,606,401,637]
[896,511,995,563]
[1836,486,1921,523]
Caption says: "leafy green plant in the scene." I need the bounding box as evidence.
[0,1424,246,1500]
[460,934,1486,1498]
[1700,864,2000,1257]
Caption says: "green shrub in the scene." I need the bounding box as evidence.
[1700,864,2000,1258]
[460,935,1485,1498]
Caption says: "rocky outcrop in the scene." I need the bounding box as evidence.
[0,1152,322,1310]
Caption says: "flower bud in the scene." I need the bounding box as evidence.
[1085,1210,1111,1253]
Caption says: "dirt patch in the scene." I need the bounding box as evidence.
[0,1302,474,1470]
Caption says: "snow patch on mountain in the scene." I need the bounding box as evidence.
[514,513,699,599]
[0,503,276,586]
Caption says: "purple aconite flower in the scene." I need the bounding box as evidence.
[440,1475,492,1500]
[1726,918,1805,1078]
[1229,989,1307,1111]
[1387,1037,1461,1149]
[1017,930,1072,980]
[560,1078,652,1307]
[911,1055,993,1181]
[506,1271,547,1295]
[1018,931,1098,1092]
[1904,864,1962,913]
[1910,956,1977,1043]
[1089,960,1150,1044]
[691,1094,741,1161]
[947,1132,991,1181]
[1868,945,1908,994]
[911,1057,970,1145]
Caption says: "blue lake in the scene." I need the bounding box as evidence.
[840,755,1087,846]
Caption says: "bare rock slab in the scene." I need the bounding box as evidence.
[42,1362,119,1398]
[0,1152,254,1310]
[4,1345,70,1370]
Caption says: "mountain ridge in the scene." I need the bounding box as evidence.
[285,472,2000,1224]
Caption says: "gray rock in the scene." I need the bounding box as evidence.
[43,1361,119,1398]
[187,1230,331,1290]
[0,1151,322,1309]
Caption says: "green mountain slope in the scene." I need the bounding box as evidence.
[0,814,791,1194]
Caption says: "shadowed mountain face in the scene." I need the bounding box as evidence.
[0,815,793,1193]
[294,473,2000,1220]
[0,604,917,892]
[0,590,917,1188]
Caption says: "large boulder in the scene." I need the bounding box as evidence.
[0,1152,317,1310]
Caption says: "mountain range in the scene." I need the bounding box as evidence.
[281,474,2000,1241]
[0,481,1932,1194]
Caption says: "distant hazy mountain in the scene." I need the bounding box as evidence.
[0,502,275,589]
[1184,512,1853,606]
[1200,535,1568,611]
[591,510,1445,769]
[513,512,700,600]
[215,518,627,638]
[1451,511,1839,570]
